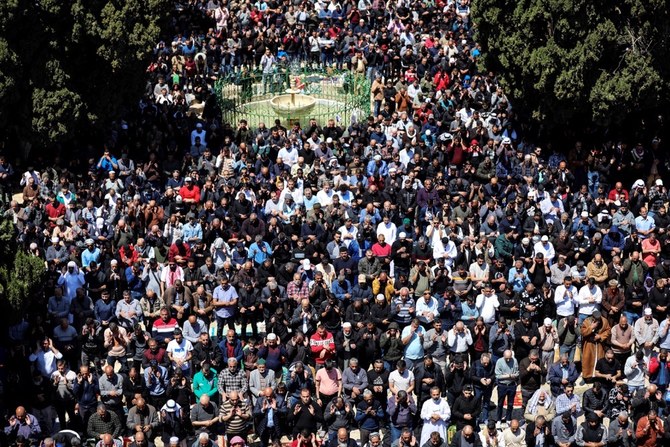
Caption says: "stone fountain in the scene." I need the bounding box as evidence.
[269,88,316,115]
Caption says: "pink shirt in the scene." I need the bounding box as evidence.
[315,367,341,396]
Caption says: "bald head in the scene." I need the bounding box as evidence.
[15,407,26,418]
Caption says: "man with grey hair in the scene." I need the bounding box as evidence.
[342,358,369,401]
[363,432,383,447]
[495,350,519,424]
[217,358,248,401]
[191,432,216,447]
[607,411,634,447]
[356,389,384,447]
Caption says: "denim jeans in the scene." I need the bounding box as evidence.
[475,386,493,423]
[560,345,576,363]
[624,311,640,326]
[496,383,517,422]
[405,357,421,370]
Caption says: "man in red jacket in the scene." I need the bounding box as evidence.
[636,409,664,447]
[310,323,335,368]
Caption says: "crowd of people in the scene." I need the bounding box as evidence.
[1,0,670,447]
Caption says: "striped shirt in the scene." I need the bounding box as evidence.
[391,296,415,324]
[151,318,179,341]
[219,398,251,434]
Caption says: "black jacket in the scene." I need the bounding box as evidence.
[451,395,482,430]
[450,430,483,447]
[525,422,554,447]
[444,366,470,396]
[414,363,446,403]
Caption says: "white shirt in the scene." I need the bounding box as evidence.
[415,297,440,324]
[554,284,578,317]
[441,240,458,266]
[280,186,304,206]
[376,222,397,246]
[316,189,334,207]
[447,328,473,353]
[388,369,414,393]
[166,338,194,370]
[277,147,299,166]
[469,262,490,285]
[338,224,358,247]
[539,197,564,218]
[476,293,500,324]
[420,398,451,446]
[623,355,646,387]
[577,284,602,315]
[533,241,555,263]
[29,349,63,378]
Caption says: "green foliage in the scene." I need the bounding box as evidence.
[0,0,170,153]
[472,0,670,136]
[0,218,46,323]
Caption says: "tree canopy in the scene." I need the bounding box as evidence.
[472,0,670,139]
[0,218,45,325]
[0,0,169,157]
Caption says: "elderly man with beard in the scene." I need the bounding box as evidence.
[249,360,276,405]
[607,411,635,447]
[217,358,248,401]
[634,308,660,361]
[127,397,160,440]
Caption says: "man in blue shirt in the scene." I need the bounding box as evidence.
[182,213,203,244]
[81,239,101,270]
[212,278,238,340]
[508,259,530,293]
[401,318,425,369]
[96,148,119,173]
[366,154,388,178]
[635,206,656,239]
[248,235,273,266]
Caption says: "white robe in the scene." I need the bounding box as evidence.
[420,398,451,446]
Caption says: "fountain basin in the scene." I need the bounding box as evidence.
[270,91,317,114]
